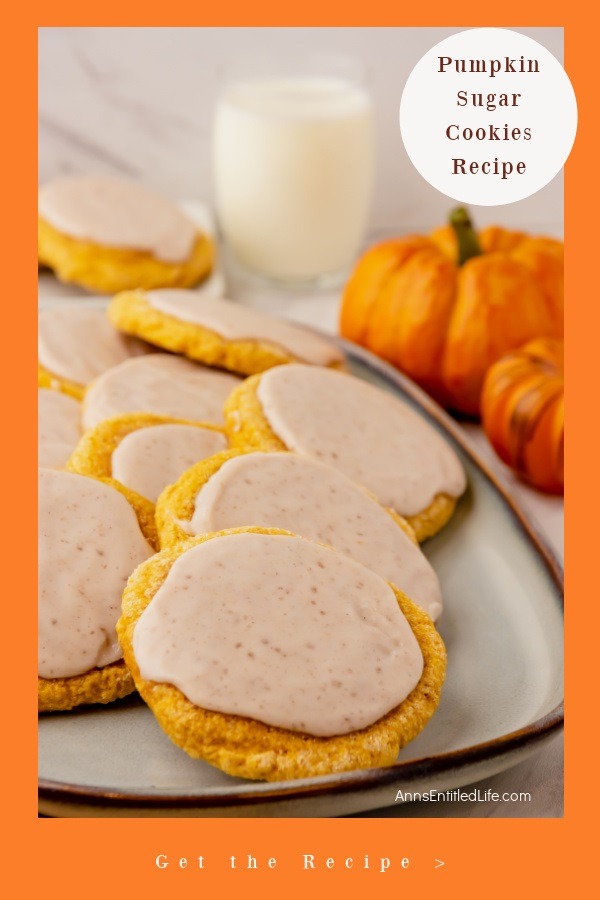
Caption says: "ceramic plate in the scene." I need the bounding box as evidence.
[38,341,564,817]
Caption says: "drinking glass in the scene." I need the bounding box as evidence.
[213,55,375,287]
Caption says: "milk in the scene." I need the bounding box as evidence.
[213,77,374,283]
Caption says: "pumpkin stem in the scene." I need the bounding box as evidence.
[450,207,483,266]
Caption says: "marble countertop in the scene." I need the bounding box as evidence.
[39,27,564,237]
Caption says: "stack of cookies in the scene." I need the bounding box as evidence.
[38,178,466,782]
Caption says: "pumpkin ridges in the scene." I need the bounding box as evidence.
[479,226,527,253]
[441,255,556,414]
[484,360,554,397]
[551,395,565,486]
[506,376,563,473]
[428,225,456,260]
[510,336,564,369]
[363,247,456,396]
[509,238,564,335]
[339,215,563,417]
[509,393,563,493]
[483,379,563,492]
[485,356,563,409]
[525,396,564,493]
[481,338,564,493]
[339,236,431,344]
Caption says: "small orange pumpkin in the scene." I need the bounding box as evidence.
[340,209,563,415]
[481,338,564,494]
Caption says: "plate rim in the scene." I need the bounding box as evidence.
[38,338,564,810]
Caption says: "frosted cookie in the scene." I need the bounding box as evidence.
[68,413,228,503]
[82,353,241,430]
[224,365,467,541]
[38,305,151,399]
[38,176,214,294]
[38,469,157,712]
[38,388,81,469]
[108,288,345,375]
[157,449,442,620]
[118,528,446,781]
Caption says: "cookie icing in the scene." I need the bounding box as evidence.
[38,176,197,263]
[112,424,228,502]
[38,388,81,470]
[133,532,424,736]
[256,364,466,517]
[145,289,344,367]
[82,354,241,430]
[38,469,154,679]
[39,306,149,386]
[187,452,442,619]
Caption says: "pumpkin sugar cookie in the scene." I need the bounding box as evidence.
[82,353,241,430]
[38,175,214,294]
[118,528,446,781]
[38,305,151,399]
[38,468,157,712]
[108,288,345,375]
[38,388,81,470]
[68,413,228,503]
[224,365,467,541]
[156,448,442,620]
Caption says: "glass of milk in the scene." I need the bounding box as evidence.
[213,57,374,286]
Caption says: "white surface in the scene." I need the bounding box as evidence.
[39,27,563,234]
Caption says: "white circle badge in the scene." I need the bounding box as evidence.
[400,28,577,205]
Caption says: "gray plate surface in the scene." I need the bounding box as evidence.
[39,341,563,817]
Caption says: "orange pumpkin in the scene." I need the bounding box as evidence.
[340,209,563,415]
[481,338,564,494]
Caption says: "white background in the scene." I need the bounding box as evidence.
[38,27,564,234]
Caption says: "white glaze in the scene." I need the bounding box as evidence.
[188,452,442,619]
[133,532,423,736]
[39,305,149,386]
[38,388,81,470]
[82,354,241,430]
[39,175,197,262]
[38,469,154,679]
[112,424,228,502]
[145,289,344,367]
[257,365,466,517]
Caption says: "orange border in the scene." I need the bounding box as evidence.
[5,5,590,894]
